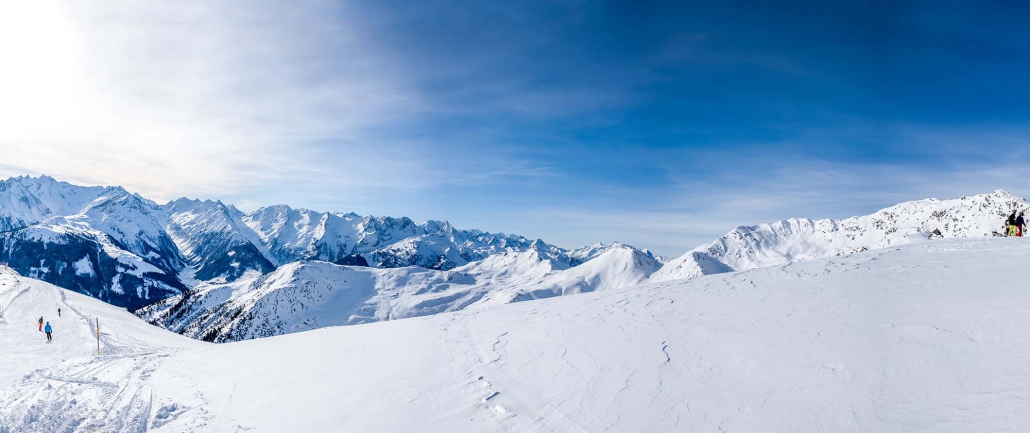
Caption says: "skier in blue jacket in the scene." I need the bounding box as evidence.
[44,322,52,342]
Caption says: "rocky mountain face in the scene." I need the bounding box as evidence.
[0,178,185,309]
[0,175,655,310]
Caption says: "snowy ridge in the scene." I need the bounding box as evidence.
[138,245,663,342]
[652,190,1027,281]
[6,240,1030,431]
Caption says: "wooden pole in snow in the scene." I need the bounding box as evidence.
[96,318,100,355]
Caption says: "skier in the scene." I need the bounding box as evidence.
[44,322,52,342]
[1018,212,1026,237]
[1007,212,1018,237]
[57,308,61,318]
[38,316,43,332]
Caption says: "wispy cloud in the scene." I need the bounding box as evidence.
[0,1,432,201]
[0,1,638,206]
[2,1,1028,258]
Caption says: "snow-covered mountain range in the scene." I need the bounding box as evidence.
[139,189,1030,342]
[2,175,1028,343]
[0,175,658,310]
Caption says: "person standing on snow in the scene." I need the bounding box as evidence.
[57,308,61,318]
[1017,212,1026,237]
[44,322,52,342]
[1007,212,1018,236]
[38,316,43,332]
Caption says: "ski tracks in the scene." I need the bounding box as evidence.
[0,349,188,433]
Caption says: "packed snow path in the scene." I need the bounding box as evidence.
[4,239,1030,431]
[0,267,203,431]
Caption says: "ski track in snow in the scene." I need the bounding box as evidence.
[5,239,1030,431]
[0,267,204,432]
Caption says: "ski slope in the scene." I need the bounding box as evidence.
[0,266,204,431]
[4,239,1030,431]
[0,267,202,386]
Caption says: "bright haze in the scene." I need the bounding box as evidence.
[1,1,1028,256]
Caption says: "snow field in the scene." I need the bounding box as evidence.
[4,239,1030,431]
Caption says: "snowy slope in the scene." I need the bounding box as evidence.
[0,266,202,389]
[138,245,662,342]
[653,190,1027,281]
[4,239,1030,431]
[510,245,661,301]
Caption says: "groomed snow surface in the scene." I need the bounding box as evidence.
[3,238,1030,432]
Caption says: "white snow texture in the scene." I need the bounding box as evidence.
[3,238,1030,431]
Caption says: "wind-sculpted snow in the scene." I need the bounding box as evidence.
[6,239,1030,431]
[653,190,1028,281]
[138,246,662,342]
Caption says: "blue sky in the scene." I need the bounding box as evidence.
[1,1,1029,256]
